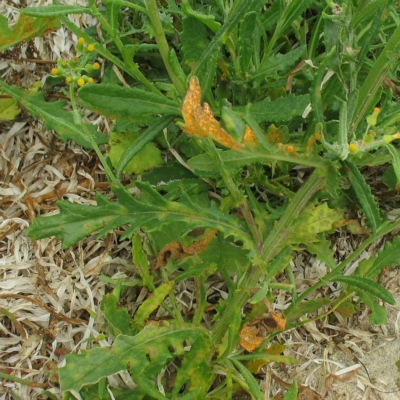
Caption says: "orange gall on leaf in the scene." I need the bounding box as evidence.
[181,76,242,150]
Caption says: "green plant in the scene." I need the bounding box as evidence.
[2,0,400,398]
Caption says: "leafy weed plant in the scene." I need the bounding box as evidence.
[2,0,400,398]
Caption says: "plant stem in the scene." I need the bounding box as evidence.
[144,0,186,98]
[212,171,325,343]
[69,84,118,184]
[205,140,262,250]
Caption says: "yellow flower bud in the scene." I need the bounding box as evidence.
[78,37,85,45]
[77,78,85,87]
[65,76,73,83]
[87,44,95,52]
[87,77,94,84]
[366,107,381,127]
[51,67,59,75]
[348,143,359,153]
[93,62,100,70]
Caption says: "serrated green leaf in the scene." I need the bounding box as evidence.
[27,182,253,251]
[251,46,306,83]
[194,0,258,78]
[0,95,20,121]
[132,281,175,330]
[0,80,108,148]
[336,276,395,305]
[78,84,181,119]
[343,161,383,234]
[172,333,211,397]
[286,298,331,324]
[358,236,400,280]
[108,130,163,175]
[21,5,91,18]
[59,323,211,394]
[181,0,221,33]
[239,12,257,75]
[359,292,387,325]
[306,239,336,269]
[233,94,310,123]
[287,203,343,244]
[115,116,173,179]
[101,293,134,336]
[0,14,60,52]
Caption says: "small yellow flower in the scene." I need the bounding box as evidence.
[78,37,85,45]
[87,77,94,84]
[87,44,95,52]
[65,76,73,83]
[51,67,59,75]
[93,62,100,70]
[77,78,85,87]
[349,143,358,153]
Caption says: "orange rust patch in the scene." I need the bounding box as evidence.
[155,229,218,269]
[242,126,257,147]
[181,76,242,150]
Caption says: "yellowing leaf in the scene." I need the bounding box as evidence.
[0,94,20,121]
[0,14,60,52]
[108,131,163,175]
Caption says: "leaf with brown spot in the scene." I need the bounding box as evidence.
[154,229,218,269]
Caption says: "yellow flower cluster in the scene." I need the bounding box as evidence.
[50,37,100,87]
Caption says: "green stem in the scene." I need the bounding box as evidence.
[206,139,262,250]
[260,172,325,261]
[69,84,118,184]
[212,171,325,343]
[144,0,186,98]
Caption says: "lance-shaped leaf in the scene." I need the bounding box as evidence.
[335,276,395,305]
[343,160,382,234]
[59,322,212,396]
[27,182,254,251]
[78,84,181,119]
[0,80,108,148]
[132,281,175,330]
[101,293,134,336]
[356,236,400,280]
